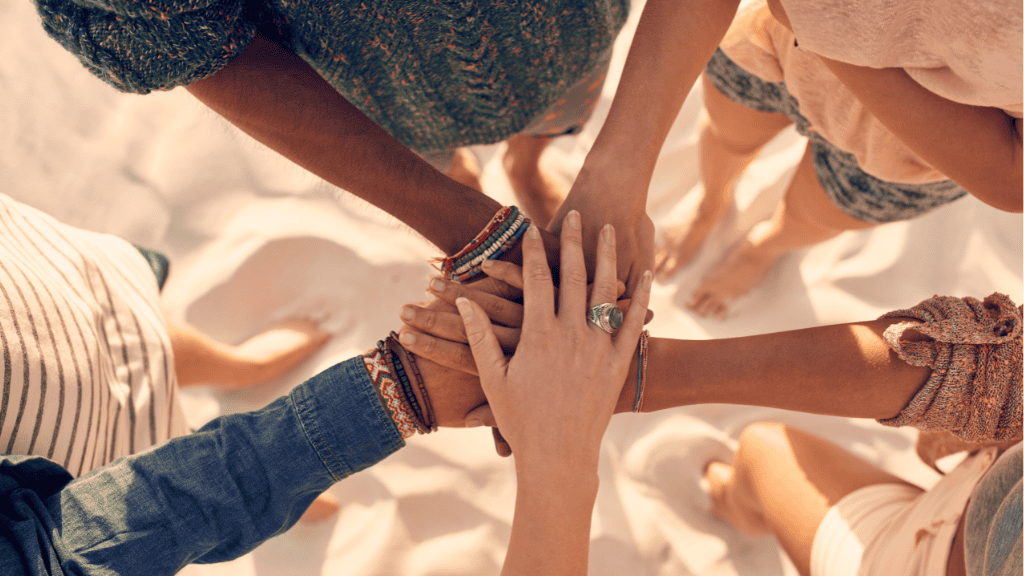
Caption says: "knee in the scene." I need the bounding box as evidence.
[734,422,788,469]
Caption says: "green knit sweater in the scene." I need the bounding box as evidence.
[34,0,628,154]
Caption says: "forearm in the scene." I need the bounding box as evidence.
[580,0,740,198]
[817,57,1023,213]
[615,318,931,419]
[51,357,403,574]
[502,471,598,576]
[186,34,494,255]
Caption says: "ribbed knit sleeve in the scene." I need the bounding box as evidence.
[33,0,255,93]
[878,293,1022,443]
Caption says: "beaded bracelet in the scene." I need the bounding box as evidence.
[382,338,429,434]
[438,205,531,283]
[361,345,419,438]
[390,332,437,432]
[633,330,650,413]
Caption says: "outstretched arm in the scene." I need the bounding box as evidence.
[553,0,742,295]
[616,320,931,418]
[186,33,562,264]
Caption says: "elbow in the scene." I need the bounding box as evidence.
[967,128,1023,213]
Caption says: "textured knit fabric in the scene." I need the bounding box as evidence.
[718,0,1023,185]
[0,355,404,576]
[878,293,1022,443]
[0,193,189,478]
[33,0,628,154]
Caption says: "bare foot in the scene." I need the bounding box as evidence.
[229,319,332,388]
[704,461,770,536]
[446,148,483,192]
[687,223,781,319]
[655,191,730,279]
[300,493,340,524]
[502,137,565,228]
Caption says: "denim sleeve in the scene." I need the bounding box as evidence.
[33,0,256,94]
[0,355,404,576]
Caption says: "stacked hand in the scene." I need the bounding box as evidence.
[399,246,647,454]
[455,212,651,471]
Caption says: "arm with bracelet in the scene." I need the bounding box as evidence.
[0,333,488,575]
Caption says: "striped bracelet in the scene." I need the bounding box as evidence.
[361,345,419,438]
[633,330,650,413]
[439,206,530,282]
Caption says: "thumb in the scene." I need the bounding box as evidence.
[463,404,497,428]
[456,297,507,384]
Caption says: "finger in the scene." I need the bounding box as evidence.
[589,224,619,308]
[428,277,524,327]
[558,210,589,321]
[492,427,512,457]
[456,297,508,383]
[480,259,525,291]
[398,328,479,375]
[463,404,497,428]
[615,270,653,355]
[520,225,555,329]
[615,299,655,325]
[400,305,521,350]
[616,279,626,299]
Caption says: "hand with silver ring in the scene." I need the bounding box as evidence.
[589,302,623,334]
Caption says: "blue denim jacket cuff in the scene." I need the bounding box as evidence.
[289,356,405,481]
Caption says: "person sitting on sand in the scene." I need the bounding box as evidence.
[0,191,335,519]
[654,0,1022,318]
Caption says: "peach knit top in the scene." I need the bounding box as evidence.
[719,0,1023,185]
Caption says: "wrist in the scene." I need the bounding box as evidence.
[569,162,651,217]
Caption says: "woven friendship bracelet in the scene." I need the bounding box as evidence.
[391,332,437,432]
[437,206,530,283]
[451,212,529,280]
[383,339,429,434]
[452,207,520,270]
[633,330,650,413]
[361,346,418,438]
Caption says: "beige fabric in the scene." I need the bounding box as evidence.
[719,0,1023,185]
[811,447,1000,576]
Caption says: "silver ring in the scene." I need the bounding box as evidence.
[588,302,623,334]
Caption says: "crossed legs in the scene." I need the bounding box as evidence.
[705,423,916,576]
[656,76,876,318]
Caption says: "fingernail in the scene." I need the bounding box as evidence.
[399,306,415,321]
[430,278,445,293]
[399,331,416,346]
[642,270,653,290]
[481,259,494,271]
[456,297,474,319]
[603,224,615,245]
[465,418,483,428]
[527,225,540,239]
[567,210,581,230]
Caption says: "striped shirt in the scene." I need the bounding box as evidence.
[0,194,188,477]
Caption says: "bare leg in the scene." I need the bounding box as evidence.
[446,147,484,192]
[688,144,876,318]
[655,77,793,278]
[502,133,566,228]
[705,423,916,576]
[169,319,332,391]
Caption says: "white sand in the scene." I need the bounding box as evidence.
[3,1,1021,574]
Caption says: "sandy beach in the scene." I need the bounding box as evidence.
[3,0,1021,574]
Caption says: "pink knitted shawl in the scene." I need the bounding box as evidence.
[879,293,1022,443]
